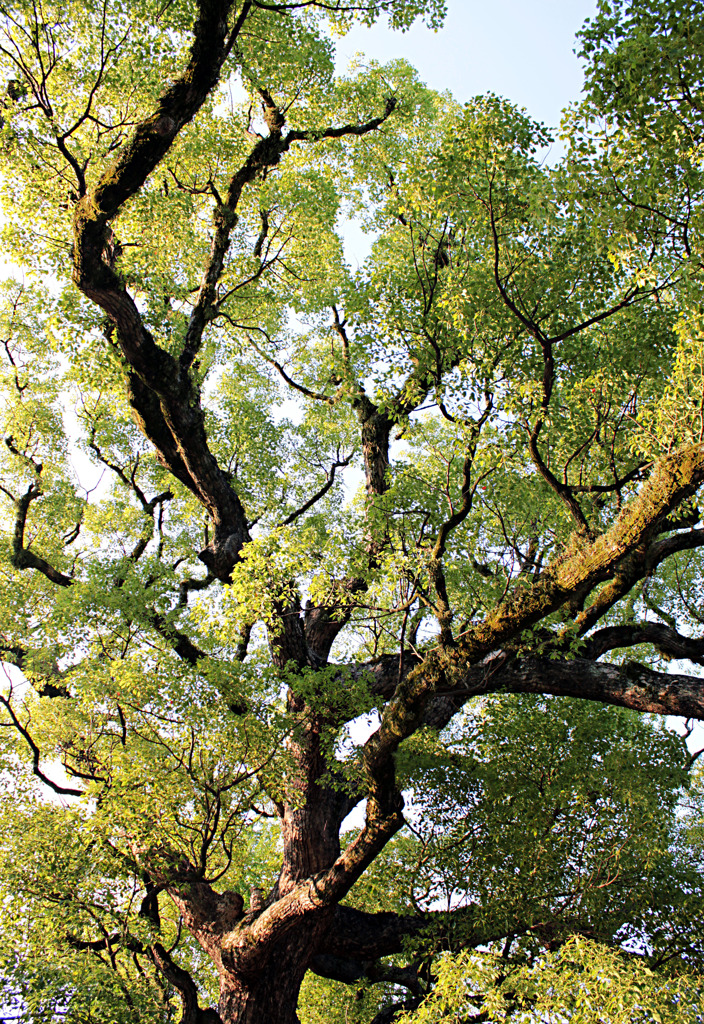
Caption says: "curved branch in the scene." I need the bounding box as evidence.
[150,942,223,1024]
[68,929,221,1024]
[0,690,83,796]
[72,4,254,581]
[335,446,704,824]
[0,643,70,698]
[75,78,396,584]
[349,639,704,733]
[311,953,421,994]
[368,1000,421,1024]
[279,452,352,527]
[582,622,704,663]
[287,96,397,145]
[10,482,73,588]
[421,653,704,731]
[247,333,338,403]
[574,528,704,638]
[316,902,520,964]
[78,1,246,225]
[88,431,173,515]
[485,655,704,719]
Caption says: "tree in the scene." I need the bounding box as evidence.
[2,0,704,1020]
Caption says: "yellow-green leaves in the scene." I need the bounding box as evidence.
[400,938,704,1024]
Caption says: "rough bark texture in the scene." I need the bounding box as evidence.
[219,914,333,1024]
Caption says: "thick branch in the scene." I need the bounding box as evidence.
[74,73,396,580]
[316,902,515,964]
[150,942,222,1024]
[311,954,420,995]
[10,483,73,587]
[485,655,704,719]
[582,622,704,663]
[126,372,203,494]
[304,576,366,663]
[458,445,704,663]
[351,626,704,734]
[368,651,704,732]
[71,3,253,579]
[574,528,704,637]
[220,822,415,974]
[317,905,422,960]
[147,856,245,967]
[80,1,245,223]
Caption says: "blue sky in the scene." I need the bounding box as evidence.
[338,0,598,129]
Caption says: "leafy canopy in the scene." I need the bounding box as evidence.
[1,0,704,1022]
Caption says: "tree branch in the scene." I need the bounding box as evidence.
[278,452,352,527]
[74,65,396,581]
[150,942,223,1024]
[573,528,704,638]
[10,481,73,588]
[582,621,704,663]
[485,655,704,719]
[0,690,83,796]
[457,446,704,663]
[311,954,421,995]
[367,650,704,733]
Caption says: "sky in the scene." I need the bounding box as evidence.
[337,0,598,130]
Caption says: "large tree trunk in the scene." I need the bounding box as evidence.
[218,914,332,1024]
[214,718,345,1022]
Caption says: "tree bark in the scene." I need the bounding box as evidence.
[218,913,333,1024]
